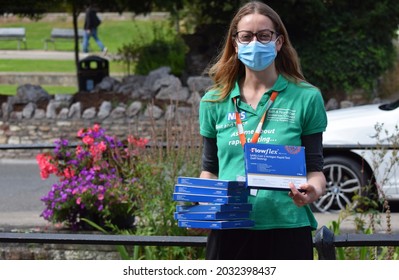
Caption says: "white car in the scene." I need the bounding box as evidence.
[313,99,399,213]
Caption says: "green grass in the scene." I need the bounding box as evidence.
[0,84,77,95]
[0,18,173,53]
[0,17,175,74]
[0,16,175,95]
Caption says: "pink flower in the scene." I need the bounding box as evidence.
[89,143,106,161]
[128,135,149,148]
[93,165,101,171]
[92,124,100,132]
[82,135,94,145]
[76,197,82,205]
[98,141,107,152]
[77,128,85,137]
[75,145,83,156]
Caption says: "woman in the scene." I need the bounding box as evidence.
[199,1,327,260]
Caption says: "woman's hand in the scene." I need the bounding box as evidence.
[288,182,318,207]
[288,171,326,207]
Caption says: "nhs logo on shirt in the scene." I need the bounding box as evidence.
[227,111,246,121]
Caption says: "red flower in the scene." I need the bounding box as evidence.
[63,167,75,178]
[128,135,149,148]
[36,154,58,179]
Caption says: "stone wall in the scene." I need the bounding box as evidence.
[0,242,122,260]
[0,118,187,159]
[1,65,387,160]
[0,67,211,159]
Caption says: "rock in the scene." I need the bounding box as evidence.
[164,104,176,121]
[82,107,97,119]
[58,108,69,119]
[155,75,190,102]
[126,101,142,117]
[186,76,213,95]
[54,94,74,107]
[110,106,126,119]
[22,102,36,119]
[144,104,163,119]
[325,98,339,111]
[46,100,58,119]
[187,91,202,106]
[143,66,171,90]
[33,109,46,119]
[68,102,81,119]
[97,101,112,120]
[15,84,51,104]
[94,76,121,92]
[340,100,354,108]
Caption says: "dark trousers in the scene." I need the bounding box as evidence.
[206,226,313,260]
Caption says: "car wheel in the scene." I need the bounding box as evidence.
[311,156,372,213]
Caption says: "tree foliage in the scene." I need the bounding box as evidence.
[178,0,399,99]
[268,0,399,99]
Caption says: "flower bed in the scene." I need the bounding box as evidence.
[36,124,149,230]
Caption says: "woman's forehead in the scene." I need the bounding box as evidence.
[237,13,274,31]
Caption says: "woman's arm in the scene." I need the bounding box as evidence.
[200,170,218,179]
[201,136,219,178]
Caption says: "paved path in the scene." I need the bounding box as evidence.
[0,50,104,60]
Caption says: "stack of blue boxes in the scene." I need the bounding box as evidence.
[173,176,254,229]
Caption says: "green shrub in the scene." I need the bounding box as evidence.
[126,111,204,259]
[327,123,399,260]
[86,107,206,260]
[116,21,188,76]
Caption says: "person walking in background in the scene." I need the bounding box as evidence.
[82,5,107,54]
[199,1,327,260]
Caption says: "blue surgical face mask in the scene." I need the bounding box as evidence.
[237,40,277,71]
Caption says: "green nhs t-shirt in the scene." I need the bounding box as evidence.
[199,75,327,230]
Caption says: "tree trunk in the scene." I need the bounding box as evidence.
[72,3,80,80]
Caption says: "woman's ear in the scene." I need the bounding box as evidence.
[233,39,238,53]
[276,35,284,52]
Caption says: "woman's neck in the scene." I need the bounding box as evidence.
[239,70,278,109]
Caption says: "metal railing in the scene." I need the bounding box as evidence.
[1,226,399,260]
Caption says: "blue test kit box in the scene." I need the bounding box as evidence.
[178,219,255,229]
[174,184,249,196]
[173,193,248,204]
[177,177,246,189]
[244,143,307,191]
[173,177,254,229]
[176,203,252,213]
[174,211,250,220]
